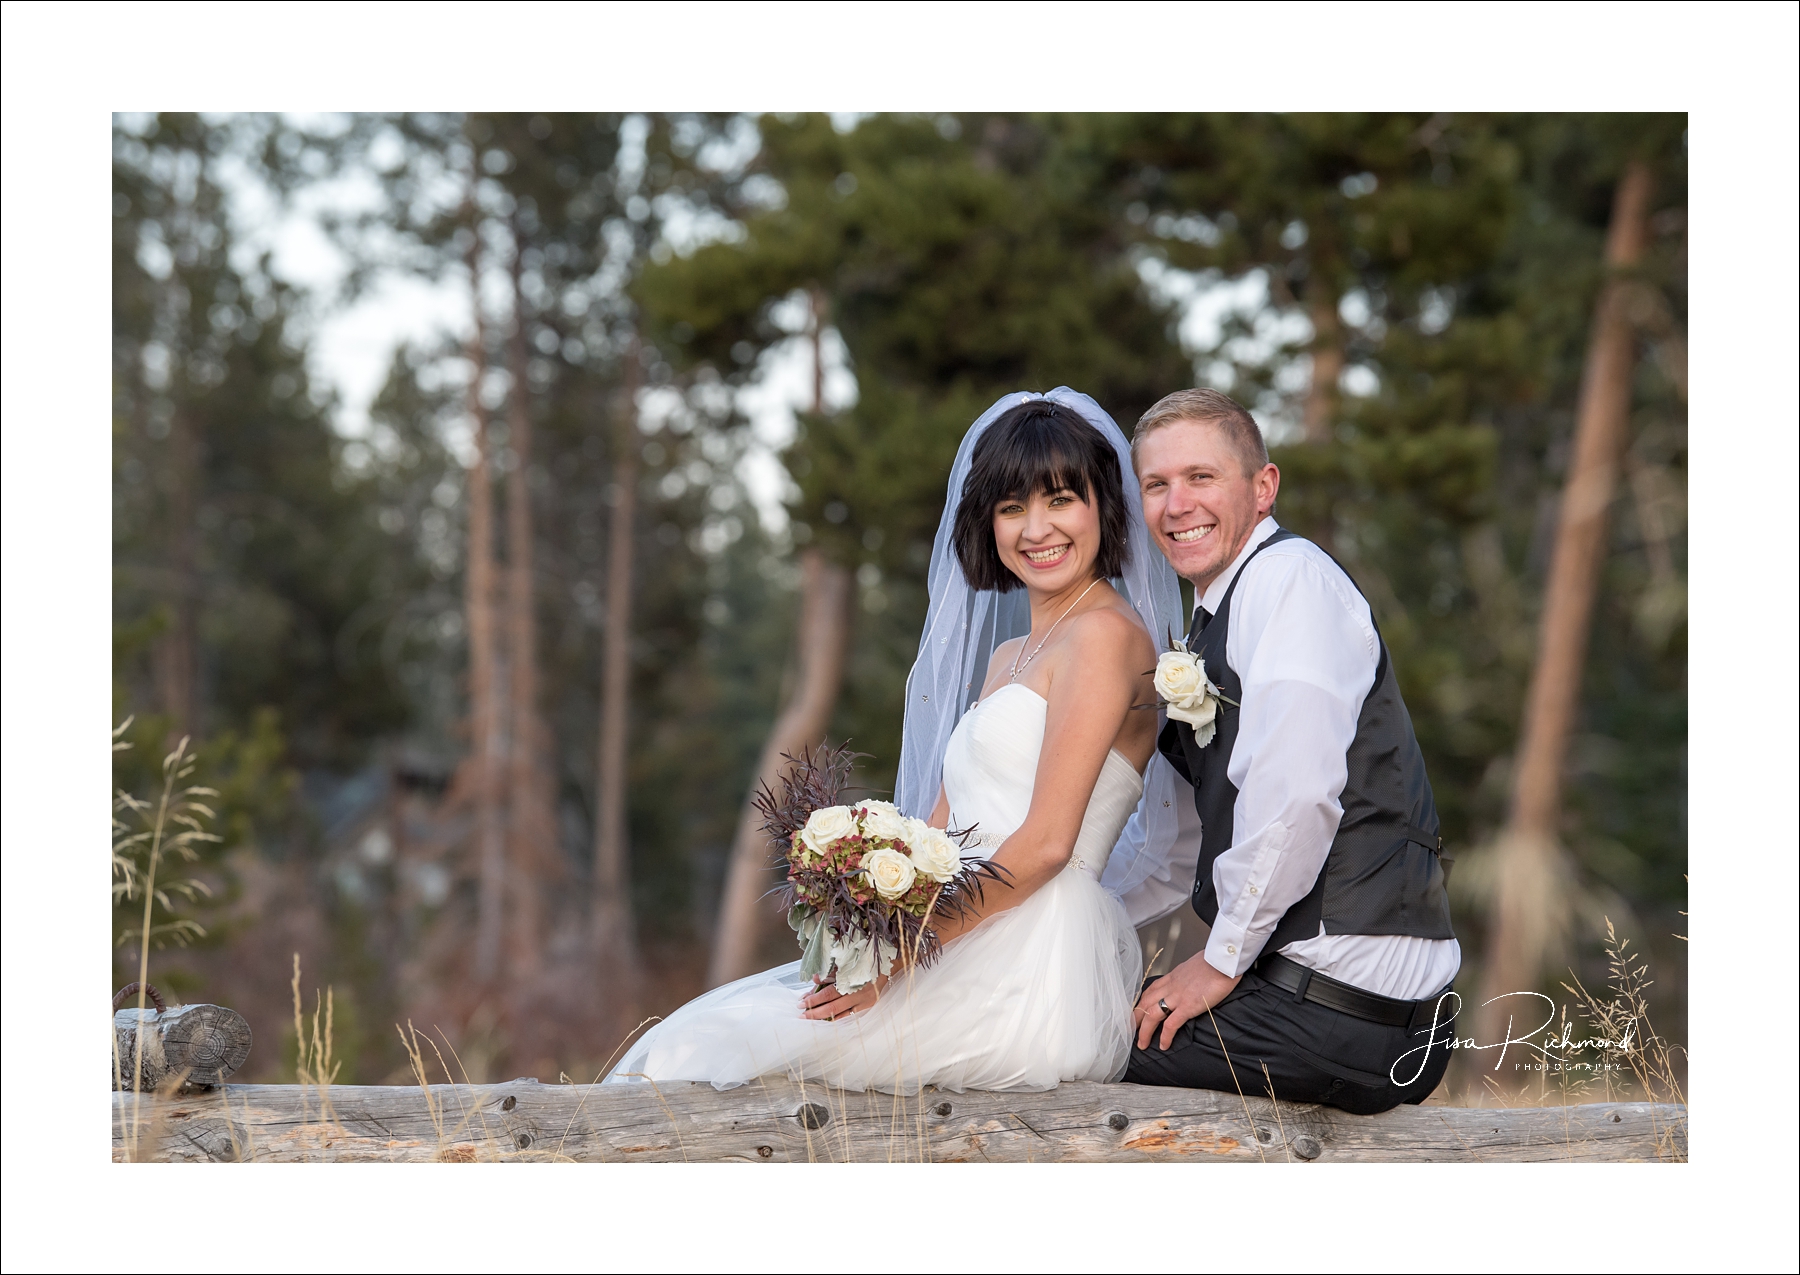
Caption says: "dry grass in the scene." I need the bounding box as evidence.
[114,929,1687,1163]
[1435,919,1687,1162]
[1556,921,1687,1160]
[113,725,220,1162]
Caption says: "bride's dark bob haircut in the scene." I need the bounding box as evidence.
[953,399,1130,593]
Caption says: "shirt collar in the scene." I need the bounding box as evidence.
[1197,515,1281,617]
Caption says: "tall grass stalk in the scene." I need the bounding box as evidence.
[113,725,218,1159]
[289,954,346,1150]
[1560,919,1687,1160]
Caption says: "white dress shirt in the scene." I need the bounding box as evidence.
[1196,517,1462,1001]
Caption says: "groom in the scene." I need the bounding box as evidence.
[1125,389,1459,1114]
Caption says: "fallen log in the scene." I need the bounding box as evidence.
[112,996,253,1092]
[111,1078,1686,1163]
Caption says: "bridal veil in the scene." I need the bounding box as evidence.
[893,387,1195,927]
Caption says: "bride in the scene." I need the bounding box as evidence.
[607,388,1186,1093]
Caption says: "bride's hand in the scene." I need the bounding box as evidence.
[801,974,888,1021]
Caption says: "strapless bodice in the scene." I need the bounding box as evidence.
[939,683,1144,878]
[612,684,1146,1094]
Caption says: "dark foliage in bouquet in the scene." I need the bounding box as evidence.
[752,740,865,846]
[753,742,1008,991]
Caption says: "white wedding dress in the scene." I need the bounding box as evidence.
[607,683,1145,1093]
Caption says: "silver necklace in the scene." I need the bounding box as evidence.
[1009,578,1104,683]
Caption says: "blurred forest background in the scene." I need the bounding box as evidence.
[112,112,1686,1090]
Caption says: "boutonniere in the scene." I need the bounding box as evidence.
[1153,636,1238,747]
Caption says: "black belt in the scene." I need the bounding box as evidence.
[1256,952,1456,1034]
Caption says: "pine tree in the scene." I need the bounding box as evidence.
[1111,112,1688,1042]
[642,113,1194,981]
[114,114,409,766]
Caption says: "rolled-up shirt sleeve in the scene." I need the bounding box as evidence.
[1202,550,1378,978]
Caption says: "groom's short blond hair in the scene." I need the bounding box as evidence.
[1132,388,1269,477]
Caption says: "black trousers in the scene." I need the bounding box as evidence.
[1123,969,1454,1115]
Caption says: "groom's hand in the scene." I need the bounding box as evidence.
[1133,954,1242,1051]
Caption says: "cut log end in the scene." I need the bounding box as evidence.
[113,1003,252,1092]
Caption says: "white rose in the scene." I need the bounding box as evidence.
[1154,648,1207,703]
[897,815,933,856]
[1155,649,1222,747]
[861,846,917,899]
[909,824,963,884]
[799,805,858,858]
[1165,688,1219,747]
[858,800,912,845]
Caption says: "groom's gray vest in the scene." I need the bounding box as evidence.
[1157,529,1454,950]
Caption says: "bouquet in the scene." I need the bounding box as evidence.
[753,743,1004,994]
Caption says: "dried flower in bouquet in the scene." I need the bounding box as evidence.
[753,742,1007,994]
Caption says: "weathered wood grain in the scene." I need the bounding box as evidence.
[112,1004,253,1091]
[111,1079,1686,1163]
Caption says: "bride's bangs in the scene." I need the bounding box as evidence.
[952,399,1131,592]
[990,436,1091,507]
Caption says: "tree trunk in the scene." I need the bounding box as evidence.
[1476,161,1654,1046]
[707,288,853,988]
[155,406,201,739]
[504,227,557,981]
[1302,286,1342,446]
[464,216,510,986]
[809,284,828,412]
[706,547,853,988]
[591,339,642,1002]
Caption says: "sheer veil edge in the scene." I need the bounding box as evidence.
[893,387,1194,927]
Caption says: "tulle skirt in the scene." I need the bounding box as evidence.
[606,865,1144,1094]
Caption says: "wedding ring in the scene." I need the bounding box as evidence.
[1157,998,1173,1016]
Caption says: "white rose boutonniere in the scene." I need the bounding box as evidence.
[799,805,858,859]
[1153,638,1237,748]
